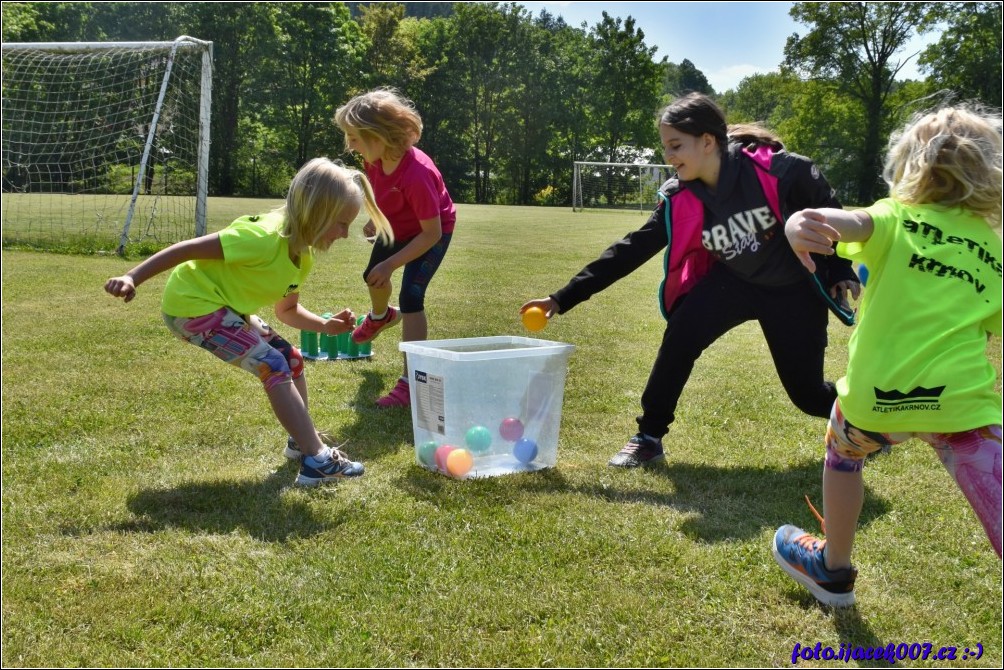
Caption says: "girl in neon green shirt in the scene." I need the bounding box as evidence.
[772,105,1003,607]
[105,158,393,487]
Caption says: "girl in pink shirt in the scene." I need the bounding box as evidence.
[335,89,457,408]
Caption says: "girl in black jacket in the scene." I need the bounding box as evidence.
[522,93,860,467]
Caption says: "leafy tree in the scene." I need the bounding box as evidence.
[587,12,664,164]
[397,15,473,200]
[531,13,593,205]
[357,2,433,91]
[0,2,107,42]
[495,10,570,204]
[919,1,1002,107]
[718,72,799,127]
[774,79,867,203]
[450,2,529,203]
[784,2,939,204]
[179,3,280,195]
[662,58,716,98]
[256,3,367,168]
[1,3,50,41]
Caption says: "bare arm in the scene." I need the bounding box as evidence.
[785,208,874,273]
[104,234,224,302]
[273,292,355,335]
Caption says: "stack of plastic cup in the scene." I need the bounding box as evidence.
[299,313,372,360]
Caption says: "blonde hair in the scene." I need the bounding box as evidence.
[334,88,423,161]
[884,105,1003,227]
[279,158,393,257]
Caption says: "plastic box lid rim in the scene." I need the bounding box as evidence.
[399,335,574,361]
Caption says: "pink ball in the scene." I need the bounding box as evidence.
[499,417,524,442]
[435,445,457,471]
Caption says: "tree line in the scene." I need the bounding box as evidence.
[2,1,1000,206]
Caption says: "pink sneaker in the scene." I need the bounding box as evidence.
[376,378,411,408]
[352,307,401,344]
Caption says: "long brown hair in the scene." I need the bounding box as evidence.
[659,93,784,153]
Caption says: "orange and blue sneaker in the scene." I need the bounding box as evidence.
[772,524,857,607]
[352,306,401,344]
[608,433,665,467]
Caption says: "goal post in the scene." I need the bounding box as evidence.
[572,161,675,213]
[1,36,213,254]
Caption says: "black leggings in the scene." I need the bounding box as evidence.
[637,263,836,438]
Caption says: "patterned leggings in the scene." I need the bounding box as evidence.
[163,307,304,391]
[825,401,1002,557]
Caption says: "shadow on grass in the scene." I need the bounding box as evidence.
[785,602,892,665]
[395,458,892,544]
[337,366,414,460]
[91,462,345,542]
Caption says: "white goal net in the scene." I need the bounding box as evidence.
[2,36,212,253]
[572,161,675,213]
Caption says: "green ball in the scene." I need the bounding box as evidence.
[417,440,438,467]
[465,425,492,454]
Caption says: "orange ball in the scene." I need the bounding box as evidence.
[446,448,474,477]
[522,306,548,332]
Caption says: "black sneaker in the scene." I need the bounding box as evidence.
[608,434,665,467]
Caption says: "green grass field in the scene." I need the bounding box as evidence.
[2,201,1001,667]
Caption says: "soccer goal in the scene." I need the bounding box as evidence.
[571,161,675,213]
[1,36,212,254]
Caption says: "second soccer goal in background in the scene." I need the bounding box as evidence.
[571,161,674,213]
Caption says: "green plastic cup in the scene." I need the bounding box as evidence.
[300,330,319,357]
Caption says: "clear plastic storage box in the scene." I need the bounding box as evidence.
[399,336,574,478]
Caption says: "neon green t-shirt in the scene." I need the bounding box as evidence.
[161,213,314,317]
[835,198,1002,432]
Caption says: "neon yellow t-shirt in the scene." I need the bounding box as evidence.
[835,198,1002,432]
[161,213,314,317]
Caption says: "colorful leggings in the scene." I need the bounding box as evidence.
[163,307,304,391]
[825,401,1002,557]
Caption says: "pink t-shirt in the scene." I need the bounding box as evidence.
[366,147,456,241]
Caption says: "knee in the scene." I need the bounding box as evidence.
[399,285,427,314]
[787,381,837,418]
[257,349,293,391]
[288,347,305,379]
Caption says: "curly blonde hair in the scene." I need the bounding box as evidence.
[280,158,393,257]
[884,105,1003,227]
[334,88,423,161]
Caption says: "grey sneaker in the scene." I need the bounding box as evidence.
[295,453,365,486]
[608,434,665,467]
[285,432,350,461]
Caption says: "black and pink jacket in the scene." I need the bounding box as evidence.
[551,143,858,325]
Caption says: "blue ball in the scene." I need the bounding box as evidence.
[513,437,538,464]
[857,264,869,287]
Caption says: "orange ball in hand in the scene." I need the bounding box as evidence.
[522,306,548,332]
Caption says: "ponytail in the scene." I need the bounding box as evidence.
[354,170,394,245]
[727,123,784,151]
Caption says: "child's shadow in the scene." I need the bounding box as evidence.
[337,367,414,460]
[650,459,892,543]
[100,464,340,542]
[397,459,891,545]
